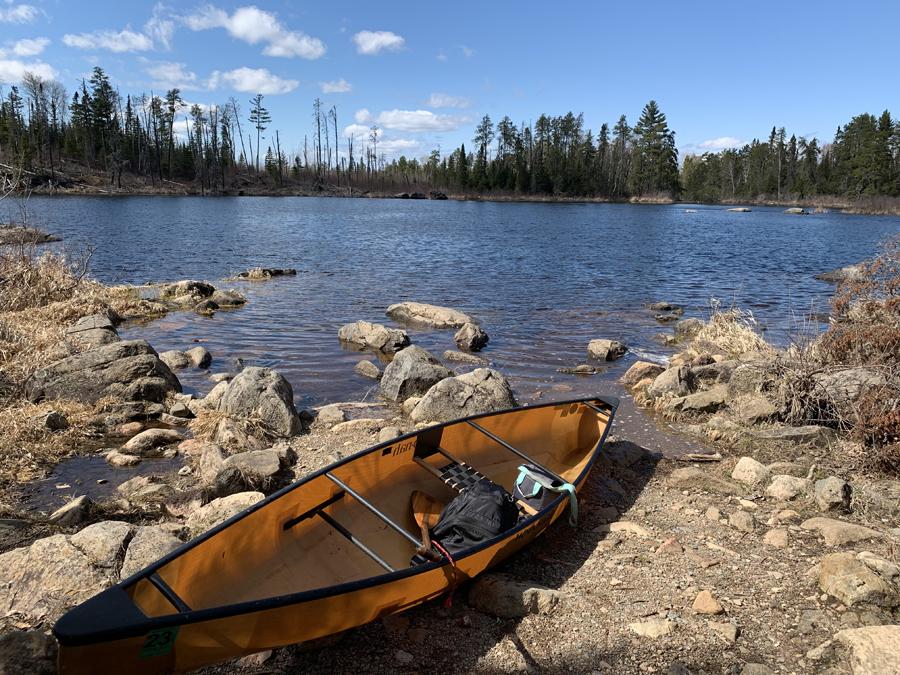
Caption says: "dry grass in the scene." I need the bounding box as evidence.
[695,299,773,358]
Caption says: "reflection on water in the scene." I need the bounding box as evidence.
[20,197,891,453]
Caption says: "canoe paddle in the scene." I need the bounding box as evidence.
[411,490,444,562]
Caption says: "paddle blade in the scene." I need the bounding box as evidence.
[411,490,444,530]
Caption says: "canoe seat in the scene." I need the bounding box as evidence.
[438,460,488,491]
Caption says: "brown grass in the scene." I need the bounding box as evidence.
[695,300,773,358]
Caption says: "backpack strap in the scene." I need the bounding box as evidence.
[515,465,579,527]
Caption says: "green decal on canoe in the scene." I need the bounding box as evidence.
[139,626,180,659]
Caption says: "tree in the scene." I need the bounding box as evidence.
[248,94,271,173]
[164,88,184,180]
[630,100,678,196]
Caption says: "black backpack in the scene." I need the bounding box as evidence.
[429,480,520,557]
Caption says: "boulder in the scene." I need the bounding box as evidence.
[185,346,212,369]
[727,363,773,399]
[692,360,740,384]
[732,457,773,488]
[25,340,182,404]
[222,449,284,483]
[816,477,852,512]
[454,323,489,352]
[442,350,490,366]
[620,361,664,386]
[385,302,474,329]
[379,426,401,443]
[338,320,410,354]
[801,518,884,547]
[237,268,296,279]
[0,225,61,245]
[813,368,887,417]
[217,367,302,437]
[674,318,703,338]
[733,396,777,425]
[161,280,215,298]
[587,339,627,362]
[818,553,900,608]
[317,405,347,425]
[354,360,383,381]
[120,526,182,579]
[814,265,863,283]
[69,521,134,569]
[782,207,807,214]
[159,350,191,371]
[834,626,900,674]
[185,492,265,537]
[647,366,697,399]
[410,369,517,423]
[105,450,141,468]
[195,299,219,314]
[766,475,812,501]
[199,444,227,483]
[211,289,247,306]
[858,551,900,586]
[123,428,183,455]
[468,574,564,618]
[49,495,92,527]
[665,386,727,414]
[65,314,119,349]
[667,467,745,495]
[380,345,454,402]
[0,631,58,675]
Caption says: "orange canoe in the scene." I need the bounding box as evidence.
[55,395,618,674]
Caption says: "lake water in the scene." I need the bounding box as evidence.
[14,196,898,456]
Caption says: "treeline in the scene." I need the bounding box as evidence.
[681,112,900,202]
[1,65,898,203]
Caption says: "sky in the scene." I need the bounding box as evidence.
[1,0,899,163]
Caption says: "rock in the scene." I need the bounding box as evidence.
[380,345,454,402]
[185,492,265,537]
[729,510,755,533]
[213,466,247,498]
[628,620,676,638]
[814,368,887,416]
[646,302,682,312]
[557,364,596,375]
[31,410,69,432]
[819,553,900,608]
[725,208,751,212]
[159,350,191,371]
[834,626,900,674]
[194,299,219,314]
[587,339,627,362]
[185,346,212,369]
[395,650,414,665]
[596,437,650,470]
[764,529,789,548]
[858,551,900,585]
[385,302,474,329]
[332,418,383,435]
[317,405,347,425]
[237,268,296,279]
[647,366,697,399]
[0,631,58,675]
[0,534,107,623]
[732,457,773,488]
[802,518,884,547]
[235,651,272,667]
[691,354,715,367]
[710,621,739,643]
[692,360,740,385]
[750,426,835,447]
[727,363,773,399]
[655,537,683,555]
[162,280,215,298]
[766,461,808,477]
[429,190,447,200]
[105,450,141,468]
[130,484,177,503]
[816,477,852,512]
[49,495,92,526]
[815,264,863,283]
[120,526,183,579]
[25,340,181,404]
[766,475,813,501]
[217,367,302,437]
[211,289,246,306]
[0,224,61,245]
[379,426,401,443]
[666,386,728,414]
[65,314,120,349]
[667,467,745,495]
[454,323,489,351]
[741,666,774,675]
[692,590,724,614]
[706,507,721,521]
[222,449,283,483]
[806,639,832,660]
[442,350,490,366]
[782,207,807,214]
[69,521,134,568]
[209,373,234,383]
[407,628,428,645]
[620,361,665,386]
[338,320,410,354]
[733,396,778,425]
[410,368,517,423]
[354,360,383,381]
[674,318,703,338]
[123,428,183,455]
[199,444,227,483]
[402,397,421,416]
[468,574,564,618]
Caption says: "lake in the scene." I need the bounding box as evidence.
[14,196,897,450]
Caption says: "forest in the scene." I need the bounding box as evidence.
[1,66,898,205]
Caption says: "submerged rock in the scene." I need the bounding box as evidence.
[385,302,474,329]
[454,323,489,352]
[338,320,410,354]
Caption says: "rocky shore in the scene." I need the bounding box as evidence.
[1,257,899,674]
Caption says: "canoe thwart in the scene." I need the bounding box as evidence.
[465,420,566,486]
[316,510,396,573]
[282,490,346,530]
[148,573,192,614]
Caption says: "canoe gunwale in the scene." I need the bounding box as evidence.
[54,395,618,648]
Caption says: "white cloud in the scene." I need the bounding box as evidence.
[424,93,475,109]
[0,3,38,24]
[354,108,372,124]
[142,58,198,88]
[697,137,747,151]
[378,138,420,156]
[181,5,325,59]
[373,109,475,133]
[207,67,298,95]
[436,53,447,62]
[0,58,57,83]
[352,30,405,55]
[458,45,474,58]
[319,78,352,94]
[342,123,372,139]
[63,29,154,53]
[10,37,49,57]
[144,4,175,51]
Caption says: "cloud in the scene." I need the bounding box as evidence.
[352,30,405,55]
[354,108,372,124]
[458,45,474,57]
[142,58,198,88]
[378,138,420,156]
[10,37,50,57]
[424,93,475,109]
[697,137,747,151]
[511,88,524,98]
[342,123,372,139]
[319,78,352,94]
[207,67,298,95]
[144,4,175,51]
[436,53,447,62]
[0,58,57,83]
[63,29,155,53]
[181,5,325,59]
[0,3,38,24]
[372,109,475,133]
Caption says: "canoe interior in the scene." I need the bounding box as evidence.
[129,399,612,617]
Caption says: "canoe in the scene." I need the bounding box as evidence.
[55,395,618,674]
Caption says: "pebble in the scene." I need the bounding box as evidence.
[692,590,724,615]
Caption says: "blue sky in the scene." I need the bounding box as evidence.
[1,0,898,163]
